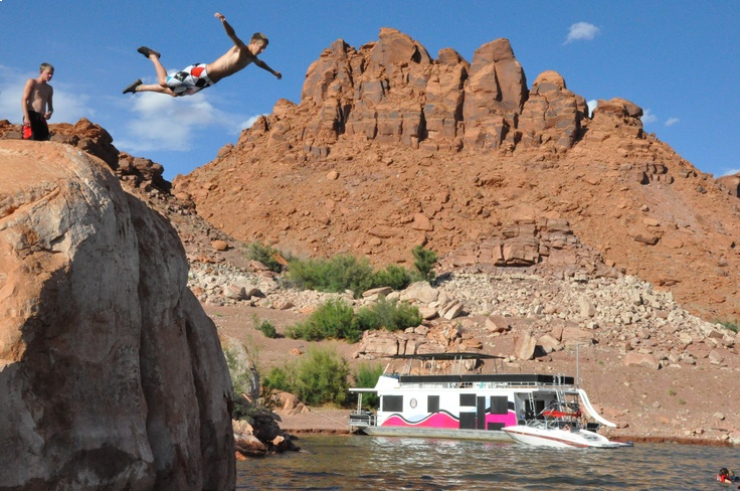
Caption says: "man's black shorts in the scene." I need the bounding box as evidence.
[23,110,50,141]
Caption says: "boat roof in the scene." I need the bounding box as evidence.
[383,352,503,360]
[398,373,575,385]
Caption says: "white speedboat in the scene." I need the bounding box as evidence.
[502,402,633,448]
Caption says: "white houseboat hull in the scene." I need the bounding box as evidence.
[361,425,513,442]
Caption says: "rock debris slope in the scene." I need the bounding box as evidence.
[173,28,740,321]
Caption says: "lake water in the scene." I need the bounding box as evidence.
[237,435,738,490]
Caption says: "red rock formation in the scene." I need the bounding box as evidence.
[0,118,170,192]
[462,38,528,149]
[0,141,234,490]
[172,28,740,323]
[519,70,588,150]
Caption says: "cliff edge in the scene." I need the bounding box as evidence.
[0,141,234,490]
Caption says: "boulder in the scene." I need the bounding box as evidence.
[623,352,661,369]
[514,333,537,360]
[0,141,234,490]
[211,240,229,251]
[485,315,511,333]
[400,281,439,304]
[537,334,562,353]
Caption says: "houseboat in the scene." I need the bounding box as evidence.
[349,352,629,447]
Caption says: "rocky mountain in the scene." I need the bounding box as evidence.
[171,28,740,322]
[0,140,234,490]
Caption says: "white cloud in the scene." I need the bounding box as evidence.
[665,117,680,127]
[565,22,600,44]
[116,91,246,152]
[0,64,95,124]
[241,114,268,130]
[721,168,740,177]
[586,99,598,117]
[641,109,657,124]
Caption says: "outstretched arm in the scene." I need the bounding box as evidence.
[215,12,245,47]
[21,79,33,125]
[253,58,282,79]
[45,88,53,120]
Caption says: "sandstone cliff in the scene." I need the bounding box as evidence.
[172,28,740,322]
[0,141,234,490]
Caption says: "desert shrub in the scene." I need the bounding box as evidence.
[292,347,351,406]
[353,363,384,409]
[253,315,278,338]
[262,347,351,407]
[354,296,422,333]
[411,245,438,283]
[287,295,421,343]
[247,241,285,273]
[717,320,739,333]
[288,251,436,297]
[287,254,376,297]
[262,366,291,393]
[287,298,360,342]
[371,264,412,291]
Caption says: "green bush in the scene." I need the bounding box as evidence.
[254,316,278,338]
[287,252,425,297]
[355,296,422,333]
[287,254,376,297]
[262,347,351,407]
[262,366,291,393]
[287,298,360,342]
[411,245,438,283]
[353,363,384,409]
[287,296,422,343]
[247,241,285,273]
[292,347,351,406]
[371,264,412,291]
[717,320,739,333]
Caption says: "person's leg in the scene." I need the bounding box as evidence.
[146,54,170,88]
[136,82,176,96]
[28,111,49,140]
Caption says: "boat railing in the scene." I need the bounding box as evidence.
[398,381,578,391]
[349,410,376,429]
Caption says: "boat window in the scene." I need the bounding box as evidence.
[460,412,476,429]
[428,395,439,413]
[382,395,403,412]
[489,396,508,415]
[460,393,476,407]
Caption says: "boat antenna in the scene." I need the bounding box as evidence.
[576,343,580,390]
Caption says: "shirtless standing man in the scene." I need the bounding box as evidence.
[21,63,54,140]
[123,12,281,97]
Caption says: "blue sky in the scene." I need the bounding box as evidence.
[2,1,738,180]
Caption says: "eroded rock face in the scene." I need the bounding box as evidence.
[462,38,528,149]
[296,29,531,152]
[519,70,588,150]
[174,28,740,322]
[0,141,234,490]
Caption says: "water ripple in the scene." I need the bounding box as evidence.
[238,435,736,490]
